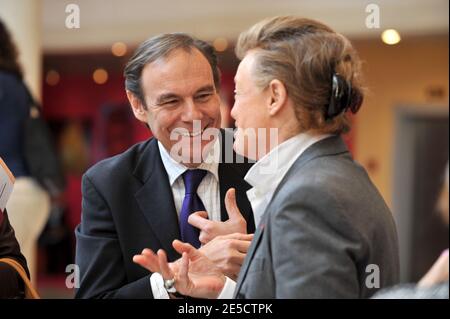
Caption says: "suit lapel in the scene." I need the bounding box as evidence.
[233,209,268,296]
[218,164,254,229]
[133,139,181,261]
[217,129,255,233]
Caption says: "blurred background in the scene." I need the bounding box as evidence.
[0,0,448,298]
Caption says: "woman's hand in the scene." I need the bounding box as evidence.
[188,188,248,244]
[133,240,226,299]
[199,233,253,281]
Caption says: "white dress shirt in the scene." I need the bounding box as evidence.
[157,140,221,220]
[218,132,333,299]
[151,139,222,298]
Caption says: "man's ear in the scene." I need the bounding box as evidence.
[126,90,147,122]
[267,79,288,116]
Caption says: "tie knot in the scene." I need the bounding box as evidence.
[182,169,207,194]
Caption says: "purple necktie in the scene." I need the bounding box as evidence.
[180,169,207,248]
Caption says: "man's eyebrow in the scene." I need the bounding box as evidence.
[195,85,215,94]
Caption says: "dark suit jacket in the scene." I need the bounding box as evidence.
[0,210,30,298]
[75,131,255,298]
[234,136,400,298]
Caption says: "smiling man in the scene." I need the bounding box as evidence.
[75,33,255,298]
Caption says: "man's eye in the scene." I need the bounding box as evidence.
[196,93,212,101]
[162,100,178,106]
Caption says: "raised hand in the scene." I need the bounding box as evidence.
[133,240,226,299]
[134,232,253,283]
[132,247,179,275]
[199,232,253,280]
[188,188,247,244]
[172,240,226,298]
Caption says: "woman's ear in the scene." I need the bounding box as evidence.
[267,79,288,116]
[126,90,147,122]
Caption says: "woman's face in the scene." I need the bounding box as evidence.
[231,51,273,160]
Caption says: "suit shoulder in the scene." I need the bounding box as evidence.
[84,139,151,184]
[269,153,372,224]
[271,152,391,239]
[284,153,363,194]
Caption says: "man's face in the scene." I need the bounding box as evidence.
[231,51,272,160]
[133,48,221,165]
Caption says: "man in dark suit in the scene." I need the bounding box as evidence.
[0,210,29,298]
[75,33,255,298]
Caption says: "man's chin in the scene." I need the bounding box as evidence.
[169,142,215,166]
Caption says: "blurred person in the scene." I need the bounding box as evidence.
[134,16,400,299]
[373,164,449,299]
[0,209,30,298]
[75,33,256,298]
[0,19,50,285]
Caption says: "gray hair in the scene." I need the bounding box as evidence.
[124,33,221,108]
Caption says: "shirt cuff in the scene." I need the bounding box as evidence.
[150,272,170,299]
[217,276,236,299]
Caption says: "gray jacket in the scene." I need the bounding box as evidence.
[234,136,400,298]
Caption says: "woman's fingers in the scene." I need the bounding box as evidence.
[133,248,160,273]
[141,248,160,270]
[157,249,174,280]
[176,252,192,295]
[173,240,202,260]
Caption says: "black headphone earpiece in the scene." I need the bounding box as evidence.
[326,73,352,120]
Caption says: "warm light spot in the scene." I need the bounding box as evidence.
[93,68,108,84]
[111,42,127,57]
[381,29,401,45]
[213,38,228,52]
[46,70,60,86]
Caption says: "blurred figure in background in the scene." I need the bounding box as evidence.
[374,163,449,299]
[0,19,50,284]
[0,208,30,298]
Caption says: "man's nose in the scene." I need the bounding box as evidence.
[181,99,204,122]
